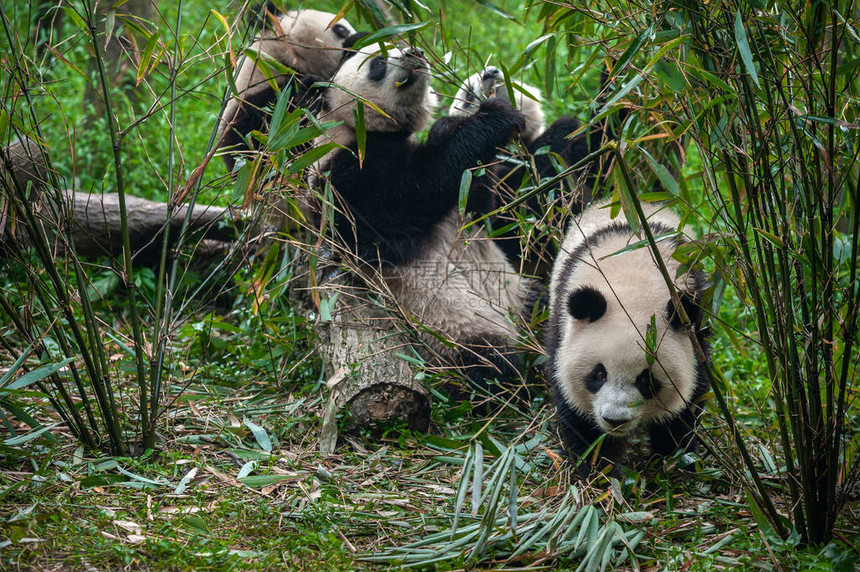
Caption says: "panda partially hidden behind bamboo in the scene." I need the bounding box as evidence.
[546,199,710,471]
[308,44,538,393]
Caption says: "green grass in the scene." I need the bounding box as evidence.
[1,0,859,569]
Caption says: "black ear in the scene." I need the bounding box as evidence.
[342,31,369,51]
[246,2,279,28]
[567,287,607,322]
[666,292,702,330]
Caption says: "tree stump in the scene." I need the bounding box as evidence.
[290,252,431,449]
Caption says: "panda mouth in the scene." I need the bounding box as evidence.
[394,71,416,89]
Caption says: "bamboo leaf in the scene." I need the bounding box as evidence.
[734,10,760,88]
[244,417,272,452]
[611,25,654,79]
[472,0,516,20]
[641,149,680,196]
[458,169,473,217]
[351,22,431,50]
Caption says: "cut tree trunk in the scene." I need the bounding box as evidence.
[291,255,430,446]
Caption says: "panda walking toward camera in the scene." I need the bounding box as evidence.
[310,45,536,388]
[217,8,358,170]
[546,200,710,470]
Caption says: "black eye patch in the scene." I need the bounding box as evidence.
[586,363,607,394]
[635,369,662,399]
[568,286,607,322]
[331,24,350,39]
[369,56,387,82]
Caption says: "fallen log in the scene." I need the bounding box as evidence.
[3,136,429,436]
[1,137,236,260]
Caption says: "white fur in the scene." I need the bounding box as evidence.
[322,46,436,134]
[449,67,546,144]
[382,211,533,350]
[219,10,355,143]
[312,45,437,176]
[550,200,698,435]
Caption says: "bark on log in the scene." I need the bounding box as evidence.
[61,191,235,260]
[292,255,431,439]
[1,137,236,260]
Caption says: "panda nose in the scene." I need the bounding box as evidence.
[602,416,628,429]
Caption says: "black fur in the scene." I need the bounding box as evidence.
[219,14,365,170]
[568,286,607,322]
[546,219,710,472]
[327,98,525,265]
[474,116,610,271]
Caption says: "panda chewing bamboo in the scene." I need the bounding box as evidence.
[546,200,710,470]
[217,8,358,170]
[310,45,537,390]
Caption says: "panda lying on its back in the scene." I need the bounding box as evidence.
[546,200,709,471]
[312,45,536,388]
[217,8,358,170]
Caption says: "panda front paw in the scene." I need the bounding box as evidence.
[477,98,526,138]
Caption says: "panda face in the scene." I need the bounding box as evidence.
[277,10,357,79]
[448,67,545,143]
[554,241,699,436]
[324,46,435,133]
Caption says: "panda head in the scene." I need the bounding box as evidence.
[323,45,436,134]
[449,67,546,143]
[273,9,356,78]
[555,248,702,436]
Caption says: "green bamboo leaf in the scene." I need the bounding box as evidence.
[611,25,654,79]
[116,466,170,487]
[239,474,296,487]
[458,169,473,217]
[351,22,431,50]
[641,149,680,196]
[451,442,474,538]
[753,227,784,248]
[244,417,272,452]
[0,343,35,387]
[136,30,159,84]
[236,461,257,480]
[3,358,74,392]
[613,168,640,236]
[472,0,516,20]
[80,474,128,489]
[734,10,760,88]
[471,441,483,517]
[645,314,657,366]
[289,142,341,174]
[173,466,198,495]
[3,424,58,446]
[354,101,366,168]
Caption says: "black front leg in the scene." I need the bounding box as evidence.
[648,407,699,457]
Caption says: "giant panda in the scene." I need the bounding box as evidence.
[217,7,358,170]
[449,67,546,145]
[546,199,710,471]
[447,67,606,274]
[310,45,537,389]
